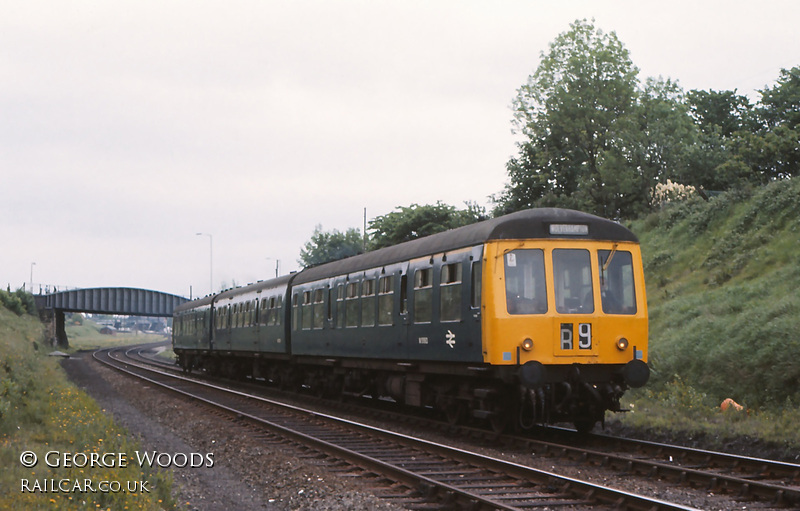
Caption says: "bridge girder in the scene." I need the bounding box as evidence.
[38,287,188,318]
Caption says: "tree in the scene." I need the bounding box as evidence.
[298,225,363,267]
[757,66,800,130]
[625,77,698,205]
[496,19,641,217]
[742,67,800,181]
[368,202,488,250]
[687,89,752,138]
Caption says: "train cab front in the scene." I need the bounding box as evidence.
[482,237,649,432]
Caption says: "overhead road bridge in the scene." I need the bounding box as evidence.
[36,287,188,348]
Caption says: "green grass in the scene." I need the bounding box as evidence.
[0,306,177,510]
[611,178,800,452]
[610,381,800,459]
[629,179,800,409]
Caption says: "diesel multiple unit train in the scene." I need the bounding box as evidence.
[173,208,649,432]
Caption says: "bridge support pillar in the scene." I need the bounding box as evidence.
[54,309,69,348]
[40,308,69,348]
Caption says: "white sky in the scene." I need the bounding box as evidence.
[2,1,797,298]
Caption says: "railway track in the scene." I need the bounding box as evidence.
[124,342,800,509]
[96,343,701,510]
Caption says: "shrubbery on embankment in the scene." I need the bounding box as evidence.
[0,304,176,510]
[613,178,800,454]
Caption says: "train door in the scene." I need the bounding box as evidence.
[397,262,411,360]
[209,304,216,350]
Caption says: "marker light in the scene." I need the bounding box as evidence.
[521,338,534,351]
[616,337,629,351]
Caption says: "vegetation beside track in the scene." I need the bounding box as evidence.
[610,178,800,457]
[0,305,177,510]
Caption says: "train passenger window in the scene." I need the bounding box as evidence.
[598,250,637,314]
[553,249,594,314]
[471,261,482,309]
[505,249,547,314]
[219,306,227,329]
[292,294,300,331]
[378,275,394,326]
[263,297,272,326]
[362,279,376,327]
[275,296,283,326]
[414,268,433,323]
[302,291,313,330]
[440,263,462,322]
[313,288,325,329]
[345,282,360,328]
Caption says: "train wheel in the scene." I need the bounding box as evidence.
[444,401,466,426]
[487,392,517,433]
[490,413,509,433]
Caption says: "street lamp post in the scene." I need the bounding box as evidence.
[196,233,213,295]
[30,262,36,293]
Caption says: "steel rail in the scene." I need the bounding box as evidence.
[95,346,699,511]
[510,428,800,507]
[116,344,800,507]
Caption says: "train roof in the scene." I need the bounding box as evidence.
[294,208,637,284]
[174,274,294,312]
[215,274,293,301]
[173,293,215,313]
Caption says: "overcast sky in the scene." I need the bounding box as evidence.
[2,1,797,299]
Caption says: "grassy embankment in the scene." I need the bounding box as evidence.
[0,303,177,510]
[611,178,800,456]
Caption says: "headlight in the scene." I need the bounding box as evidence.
[616,337,629,351]
[521,338,534,351]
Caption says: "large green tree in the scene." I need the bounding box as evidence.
[740,66,800,181]
[497,19,640,217]
[682,89,754,190]
[625,77,698,205]
[368,202,488,250]
[298,225,363,267]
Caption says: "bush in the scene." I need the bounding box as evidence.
[636,178,800,410]
[0,289,37,316]
[0,304,176,510]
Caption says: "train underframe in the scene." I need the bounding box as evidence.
[175,349,634,433]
